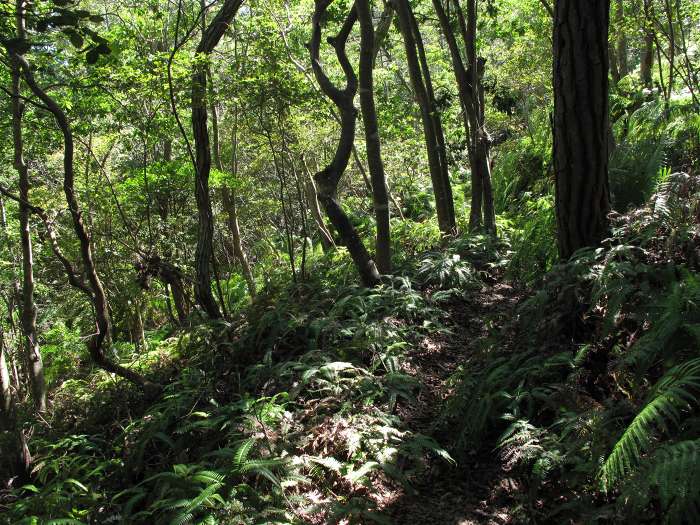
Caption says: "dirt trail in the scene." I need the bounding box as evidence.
[380,282,526,525]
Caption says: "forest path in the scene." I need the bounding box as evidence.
[380,281,526,525]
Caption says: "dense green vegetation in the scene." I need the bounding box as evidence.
[0,0,699,523]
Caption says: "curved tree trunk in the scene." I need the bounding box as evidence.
[553,0,611,260]
[357,0,391,274]
[309,0,380,287]
[11,0,46,412]
[192,0,244,318]
[10,53,153,391]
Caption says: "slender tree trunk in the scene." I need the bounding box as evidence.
[11,0,46,412]
[191,0,243,318]
[207,69,256,300]
[302,156,335,251]
[0,336,11,416]
[395,0,456,235]
[615,0,628,77]
[357,0,391,274]
[452,0,496,233]
[309,0,381,287]
[664,0,675,100]
[9,52,153,391]
[553,0,612,260]
[641,2,655,88]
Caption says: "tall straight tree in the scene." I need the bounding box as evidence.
[191,0,244,318]
[432,0,496,233]
[11,0,46,412]
[553,0,611,260]
[394,0,456,235]
[357,0,391,273]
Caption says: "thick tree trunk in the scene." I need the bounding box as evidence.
[309,0,381,287]
[357,0,391,274]
[553,0,612,260]
[395,0,456,235]
[191,0,243,318]
[11,0,46,412]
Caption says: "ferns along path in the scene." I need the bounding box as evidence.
[3,0,700,523]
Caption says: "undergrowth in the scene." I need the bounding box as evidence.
[444,171,700,523]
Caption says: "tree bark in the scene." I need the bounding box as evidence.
[309,0,381,287]
[394,0,456,235]
[450,0,496,233]
[357,0,391,274]
[207,64,256,299]
[192,0,244,318]
[615,0,628,78]
[640,3,654,88]
[553,0,612,260]
[9,52,153,392]
[11,0,46,412]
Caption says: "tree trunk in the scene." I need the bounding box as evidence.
[451,0,496,233]
[191,0,244,319]
[302,156,335,252]
[0,306,12,416]
[309,0,381,287]
[11,0,46,412]
[553,0,612,260]
[395,0,456,235]
[0,325,31,482]
[615,0,628,77]
[207,65,256,299]
[357,0,391,274]
[640,3,654,88]
[10,53,153,392]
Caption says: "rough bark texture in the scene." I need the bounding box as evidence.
[11,0,46,412]
[309,0,381,287]
[357,0,391,274]
[192,0,244,318]
[394,0,456,235]
[553,0,612,260]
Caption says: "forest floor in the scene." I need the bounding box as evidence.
[380,281,527,525]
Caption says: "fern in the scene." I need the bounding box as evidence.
[600,358,700,489]
[622,439,700,523]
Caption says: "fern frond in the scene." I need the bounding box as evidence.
[600,358,700,489]
[622,439,700,523]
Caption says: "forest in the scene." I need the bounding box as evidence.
[0,0,699,523]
